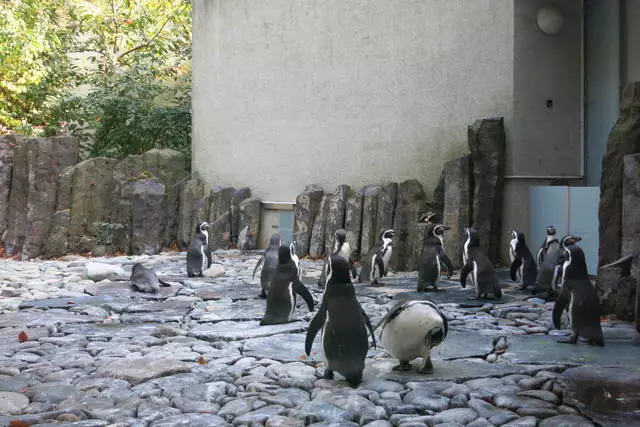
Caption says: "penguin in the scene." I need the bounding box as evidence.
[130,262,172,293]
[305,255,376,387]
[253,233,281,298]
[509,231,538,290]
[552,244,604,346]
[508,230,521,281]
[290,241,301,279]
[260,244,315,325]
[418,223,454,292]
[358,229,395,286]
[536,225,558,269]
[186,221,212,277]
[462,227,479,288]
[375,297,448,374]
[318,229,358,288]
[460,227,502,300]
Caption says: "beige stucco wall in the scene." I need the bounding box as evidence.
[192,0,514,201]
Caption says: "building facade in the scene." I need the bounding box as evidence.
[192,0,640,269]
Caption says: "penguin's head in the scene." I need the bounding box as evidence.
[289,242,298,259]
[561,244,588,281]
[278,244,292,264]
[325,255,352,285]
[511,230,518,240]
[433,224,450,236]
[464,227,480,247]
[516,232,527,245]
[196,221,210,234]
[381,229,395,242]
[546,226,557,236]
[560,234,582,249]
[334,229,347,245]
[420,212,439,224]
[268,233,282,248]
[131,262,144,276]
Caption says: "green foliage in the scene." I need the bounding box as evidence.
[1,0,192,166]
[90,221,125,246]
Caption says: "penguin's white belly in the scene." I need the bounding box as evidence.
[288,282,295,320]
[381,305,443,361]
[200,245,206,272]
[382,246,393,270]
[338,243,352,260]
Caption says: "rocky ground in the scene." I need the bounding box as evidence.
[0,251,638,427]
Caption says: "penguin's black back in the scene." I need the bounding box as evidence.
[419,238,441,286]
[261,246,299,324]
[469,247,500,297]
[516,233,538,284]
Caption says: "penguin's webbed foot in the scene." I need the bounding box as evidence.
[392,361,412,372]
[417,357,434,374]
[259,290,267,298]
[323,368,334,380]
[557,333,578,345]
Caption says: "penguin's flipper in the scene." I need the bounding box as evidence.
[552,289,570,330]
[375,254,385,278]
[510,257,523,282]
[349,258,358,280]
[360,307,377,349]
[373,298,408,331]
[205,248,213,269]
[459,263,472,288]
[536,247,545,268]
[293,278,315,312]
[252,256,264,279]
[305,305,327,356]
[439,249,454,277]
[158,278,172,287]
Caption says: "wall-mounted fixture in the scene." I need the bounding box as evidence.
[536,5,564,35]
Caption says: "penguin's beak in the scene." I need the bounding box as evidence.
[442,225,451,231]
[202,222,210,230]
[574,236,582,242]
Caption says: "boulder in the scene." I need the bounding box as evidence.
[231,187,251,244]
[324,184,349,254]
[599,82,640,268]
[432,168,446,218]
[122,179,166,255]
[622,154,640,274]
[309,193,331,258]
[468,117,506,264]
[344,187,364,259]
[376,182,398,236]
[238,198,262,250]
[178,175,205,249]
[0,135,21,238]
[3,137,79,259]
[209,187,234,250]
[43,210,71,258]
[443,156,473,269]
[141,149,187,249]
[292,185,324,257]
[55,166,74,211]
[203,264,226,279]
[360,185,381,256]
[391,179,427,271]
[83,262,127,281]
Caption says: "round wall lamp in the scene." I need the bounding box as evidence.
[536,5,564,35]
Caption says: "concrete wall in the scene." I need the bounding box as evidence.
[192,0,514,201]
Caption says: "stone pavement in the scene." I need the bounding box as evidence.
[0,251,639,427]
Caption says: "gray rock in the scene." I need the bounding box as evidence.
[449,394,468,408]
[121,178,166,254]
[3,136,79,258]
[468,117,506,264]
[178,174,205,249]
[502,417,538,427]
[443,156,472,269]
[293,184,324,257]
[266,415,306,427]
[360,185,381,256]
[309,193,331,258]
[265,362,317,390]
[97,357,191,385]
[466,418,494,427]
[209,187,235,250]
[516,407,559,418]
[494,394,556,410]
[231,187,251,244]
[189,320,308,342]
[363,422,392,427]
[43,209,71,257]
[430,408,477,425]
[538,414,595,427]
[324,185,350,255]
[150,413,229,427]
[0,135,21,237]
[468,398,518,424]
[402,390,449,412]
[25,382,77,404]
[517,389,560,404]
[376,182,398,236]
[344,187,364,258]
[237,197,261,250]
[232,405,287,426]
[391,179,427,271]
[0,391,29,415]
[295,401,356,423]
[312,389,387,424]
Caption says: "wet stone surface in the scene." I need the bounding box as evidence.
[0,250,638,426]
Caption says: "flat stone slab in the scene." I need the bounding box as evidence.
[0,391,29,415]
[97,357,192,385]
[84,281,181,299]
[189,299,265,323]
[63,322,180,339]
[194,284,264,301]
[0,310,105,328]
[433,330,493,360]
[189,320,308,342]
[501,334,640,368]
[19,295,130,310]
[365,358,562,383]
[242,333,316,362]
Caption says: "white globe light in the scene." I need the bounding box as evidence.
[537,5,564,35]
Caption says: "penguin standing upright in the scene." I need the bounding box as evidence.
[509,231,538,290]
[130,263,171,293]
[376,297,448,374]
[186,222,212,277]
[253,233,282,298]
[305,255,376,387]
[290,241,301,279]
[537,226,558,269]
[318,229,358,288]
[460,227,502,300]
[418,224,454,292]
[462,227,478,288]
[509,230,521,281]
[260,244,315,325]
[552,244,604,346]
[358,229,395,286]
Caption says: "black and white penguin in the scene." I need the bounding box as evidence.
[536,225,558,269]
[305,255,376,387]
[253,233,282,298]
[509,231,538,290]
[552,244,604,346]
[186,221,212,277]
[462,227,480,288]
[130,262,172,293]
[508,230,520,281]
[376,297,448,374]
[260,244,315,325]
[418,224,454,292]
[358,229,395,286]
[318,229,358,288]
[290,241,301,279]
[460,227,502,300]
